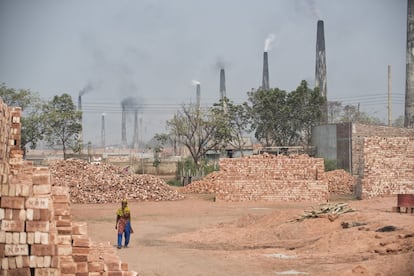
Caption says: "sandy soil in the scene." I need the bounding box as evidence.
[71,193,414,276]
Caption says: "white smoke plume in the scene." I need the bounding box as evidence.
[305,0,320,19]
[264,33,276,52]
[192,80,200,86]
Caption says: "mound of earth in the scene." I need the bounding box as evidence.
[49,159,184,203]
[164,200,414,257]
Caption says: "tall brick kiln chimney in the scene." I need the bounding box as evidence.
[78,95,82,111]
[121,105,127,148]
[132,110,139,149]
[262,52,270,90]
[315,20,328,123]
[196,83,201,110]
[220,68,226,100]
[77,94,83,149]
[405,0,414,128]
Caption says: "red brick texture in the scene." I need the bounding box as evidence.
[0,99,137,275]
[357,137,414,199]
[217,154,328,202]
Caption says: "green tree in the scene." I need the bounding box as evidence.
[288,81,325,145]
[42,93,82,159]
[166,103,230,166]
[212,98,251,156]
[0,83,45,153]
[246,80,324,146]
[246,87,289,146]
[149,133,169,174]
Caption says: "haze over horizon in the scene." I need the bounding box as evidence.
[0,0,407,147]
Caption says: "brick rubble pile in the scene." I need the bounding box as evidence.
[180,171,221,194]
[49,159,184,203]
[325,169,356,194]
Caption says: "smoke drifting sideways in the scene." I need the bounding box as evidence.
[79,82,93,97]
[191,80,200,86]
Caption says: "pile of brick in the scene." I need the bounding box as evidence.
[1,166,135,275]
[49,159,184,203]
[0,99,136,275]
[182,167,356,197]
[325,169,356,194]
[180,171,221,194]
[216,154,327,202]
[358,137,414,199]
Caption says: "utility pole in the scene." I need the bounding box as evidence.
[388,65,392,126]
[101,113,105,148]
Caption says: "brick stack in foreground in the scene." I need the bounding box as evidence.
[0,98,136,275]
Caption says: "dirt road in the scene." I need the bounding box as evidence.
[71,193,414,276]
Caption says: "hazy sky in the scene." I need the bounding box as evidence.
[0,0,407,147]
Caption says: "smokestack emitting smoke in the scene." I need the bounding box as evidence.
[261,34,274,91]
[121,97,140,148]
[262,52,270,91]
[133,110,139,149]
[78,95,82,111]
[121,106,127,148]
[315,20,328,123]
[77,83,93,150]
[78,83,93,111]
[220,68,226,100]
[405,0,414,128]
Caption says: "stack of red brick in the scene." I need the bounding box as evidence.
[0,99,136,275]
[216,153,327,202]
[358,137,414,199]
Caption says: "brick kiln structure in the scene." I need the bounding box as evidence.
[356,137,414,199]
[0,99,136,275]
[216,154,328,202]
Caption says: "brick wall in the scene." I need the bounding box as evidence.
[356,137,414,199]
[0,99,136,275]
[216,154,328,202]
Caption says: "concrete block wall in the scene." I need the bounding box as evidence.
[0,99,136,275]
[216,154,328,202]
[356,137,414,199]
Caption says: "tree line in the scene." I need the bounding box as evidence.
[0,83,81,159]
[1,81,398,163]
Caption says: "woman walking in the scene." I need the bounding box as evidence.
[115,199,133,249]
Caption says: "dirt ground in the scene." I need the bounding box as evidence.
[71,192,414,276]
